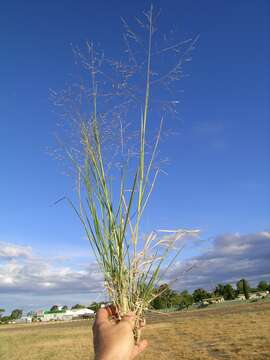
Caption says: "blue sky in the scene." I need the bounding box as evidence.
[0,0,269,313]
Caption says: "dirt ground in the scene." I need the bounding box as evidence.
[0,301,270,360]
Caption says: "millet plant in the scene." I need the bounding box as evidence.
[53,5,199,341]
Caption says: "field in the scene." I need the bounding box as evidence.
[1,301,270,360]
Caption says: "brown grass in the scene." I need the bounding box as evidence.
[1,301,270,360]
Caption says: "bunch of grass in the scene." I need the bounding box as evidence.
[57,5,198,341]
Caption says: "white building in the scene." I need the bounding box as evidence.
[36,308,94,322]
[202,297,224,305]
[15,316,32,324]
[249,291,269,300]
[237,291,269,301]
[67,308,95,318]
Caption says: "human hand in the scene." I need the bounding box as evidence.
[93,306,148,360]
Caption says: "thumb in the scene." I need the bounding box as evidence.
[131,339,148,359]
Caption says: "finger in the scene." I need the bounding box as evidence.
[131,339,148,359]
[105,305,117,318]
[95,306,116,326]
[94,308,109,326]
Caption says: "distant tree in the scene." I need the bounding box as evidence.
[151,295,164,309]
[257,280,269,291]
[192,288,211,302]
[0,308,5,318]
[237,279,250,299]
[178,290,193,310]
[249,287,259,293]
[214,284,225,297]
[71,304,85,310]
[223,284,236,300]
[10,309,23,320]
[0,316,10,324]
[242,280,250,300]
[62,305,68,311]
[151,284,180,309]
[50,305,59,312]
[88,302,101,312]
[236,279,242,293]
[170,293,181,307]
[236,279,250,293]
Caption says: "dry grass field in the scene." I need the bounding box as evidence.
[1,301,270,360]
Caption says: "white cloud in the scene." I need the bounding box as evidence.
[0,242,103,296]
[165,231,270,291]
[1,230,269,306]
[0,242,32,259]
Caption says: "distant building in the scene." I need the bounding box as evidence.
[15,316,32,324]
[67,308,95,318]
[35,308,94,322]
[202,297,224,305]
[249,291,269,300]
[236,291,269,301]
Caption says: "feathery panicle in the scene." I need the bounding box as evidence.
[56,5,198,341]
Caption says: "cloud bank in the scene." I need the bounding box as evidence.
[0,242,32,259]
[167,231,270,291]
[0,231,269,308]
[0,242,103,296]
